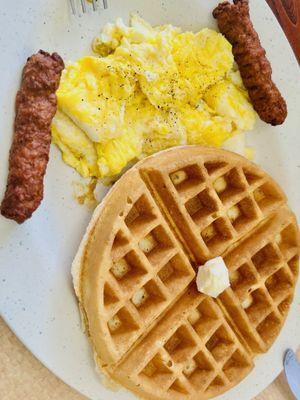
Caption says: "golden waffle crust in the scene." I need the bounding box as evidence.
[72,146,299,400]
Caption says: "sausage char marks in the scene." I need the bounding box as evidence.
[213,0,287,126]
[1,50,64,223]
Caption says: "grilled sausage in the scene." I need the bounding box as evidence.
[213,0,287,126]
[1,50,64,223]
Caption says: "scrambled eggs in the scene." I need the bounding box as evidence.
[52,15,256,180]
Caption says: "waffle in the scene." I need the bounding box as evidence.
[72,146,299,400]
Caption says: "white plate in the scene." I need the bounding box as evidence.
[0,1,299,399]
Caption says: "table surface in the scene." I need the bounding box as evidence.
[1,1,299,400]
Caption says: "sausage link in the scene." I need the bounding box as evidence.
[1,50,64,223]
[213,0,287,126]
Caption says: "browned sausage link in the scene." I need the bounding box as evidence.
[213,0,287,126]
[1,50,64,223]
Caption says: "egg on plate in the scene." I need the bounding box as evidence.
[52,15,256,180]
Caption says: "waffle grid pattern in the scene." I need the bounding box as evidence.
[139,297,252,397]
[113,290,253,399]
[220,213,299,353]
[104,189,195,358]
[142,158,285,262]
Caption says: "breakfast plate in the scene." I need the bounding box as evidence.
[0,1,299,400]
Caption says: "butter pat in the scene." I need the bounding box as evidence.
[196,256,230,297]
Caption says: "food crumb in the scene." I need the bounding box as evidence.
[72,178,98,207]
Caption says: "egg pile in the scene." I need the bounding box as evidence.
[52,15,256,179]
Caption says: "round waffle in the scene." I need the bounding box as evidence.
[72,146,299,400]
